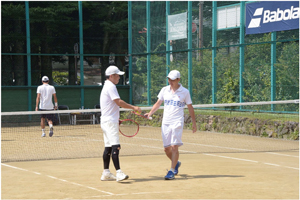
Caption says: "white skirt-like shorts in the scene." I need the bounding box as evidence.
[161,122,184,148]
[101,121,120,147]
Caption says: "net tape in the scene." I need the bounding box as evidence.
[1,99,299,116]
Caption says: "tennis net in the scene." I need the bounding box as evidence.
[1,100,299,162]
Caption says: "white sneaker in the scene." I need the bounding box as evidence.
[101,172,116,181]
[41,133,46,137]
[116,170,129,182]
[49,127,54,137]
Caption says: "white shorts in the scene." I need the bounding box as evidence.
[161,122,184,148]
[101,121,120,147]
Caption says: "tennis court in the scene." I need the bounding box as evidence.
[1,124,299,199]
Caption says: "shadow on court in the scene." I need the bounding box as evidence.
[121,174,244,183]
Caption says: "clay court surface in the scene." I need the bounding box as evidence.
[1,124,299,199]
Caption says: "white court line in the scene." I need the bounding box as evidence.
[266,152,299,158]
[91,190,175,198]
[137,136,299,158]
[124,140,299,170]
[1,163,114,195]
[203,154,299,170]
[204,153,258,163]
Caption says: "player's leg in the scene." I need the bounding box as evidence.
[101,146,116,181]
[45,113,54,137]
[162,124,175,180]
[105,122,129,182]
[40,115,46,137]
[100,122,116,181]
[172,122,183,175]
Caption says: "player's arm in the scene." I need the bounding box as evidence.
[187,104,197,133]
[145,99,163,118]
[114,98,141,113]
[53,93,58,110]
[35,93,41,111]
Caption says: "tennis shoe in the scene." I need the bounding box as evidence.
[174,161,181,175]
[116,170,129,182]
[41,133,46,137]
[101,172,116,181]
[165,170,175,180]
[49,127,54,137]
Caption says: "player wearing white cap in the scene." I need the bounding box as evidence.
[100,65,141,182]
[146,70,197,180]
[35,76,58,137]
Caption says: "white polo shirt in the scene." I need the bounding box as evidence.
[157,84,192,124]
[100,80,121,123]
[37,84,56,110]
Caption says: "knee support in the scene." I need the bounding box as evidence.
[112,145,121,170]
[112,145,120,156]
[103,147,112,169]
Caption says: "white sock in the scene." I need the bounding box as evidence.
[103,169,110,173]
[116,169,122,173]
[49,124,53,129]
[42,129,45,133]
[170,168,175,173]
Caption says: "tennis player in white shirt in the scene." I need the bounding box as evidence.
[146,70,197,180]
[100,65,141,182]
[36,76,58,137]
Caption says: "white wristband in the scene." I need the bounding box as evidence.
[55,103,58,107]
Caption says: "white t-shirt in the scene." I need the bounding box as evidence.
[100,80,121,123]
[157,84,192,124]
[37,84,56,110]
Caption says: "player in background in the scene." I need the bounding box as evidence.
[145,70,197,180]
[100,65,141,182]
[35,76,58,137]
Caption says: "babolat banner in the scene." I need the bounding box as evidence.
[246,1,299,35]
[168,12,187,41]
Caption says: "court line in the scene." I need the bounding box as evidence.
[265,152,299,158]
[122,140,299,170]
[203,154,299,171]
[67,135,299,170]
[135,136,298,158]
[91,190,175,198]
[1,163,114,195]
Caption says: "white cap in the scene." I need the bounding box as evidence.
[105,65,125,76]
[42,76,49,82]
[167,70,180,80]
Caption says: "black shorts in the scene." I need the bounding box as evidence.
[39,109,55,121]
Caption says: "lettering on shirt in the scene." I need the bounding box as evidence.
[164,99,186,107]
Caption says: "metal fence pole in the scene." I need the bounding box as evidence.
[146,1,151,105]
[166,1,170,86]
[239,1,245,107]
[212,1,217,104]
[25,1,32,111]
[188,1,193,98]
[271,32,277,111]
[128,1,133,104]
[78,1,84,108]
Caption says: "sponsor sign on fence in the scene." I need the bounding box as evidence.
[168,12,187,41]
[246,1,299,35]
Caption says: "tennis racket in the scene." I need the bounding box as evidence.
[119,119,139,137]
